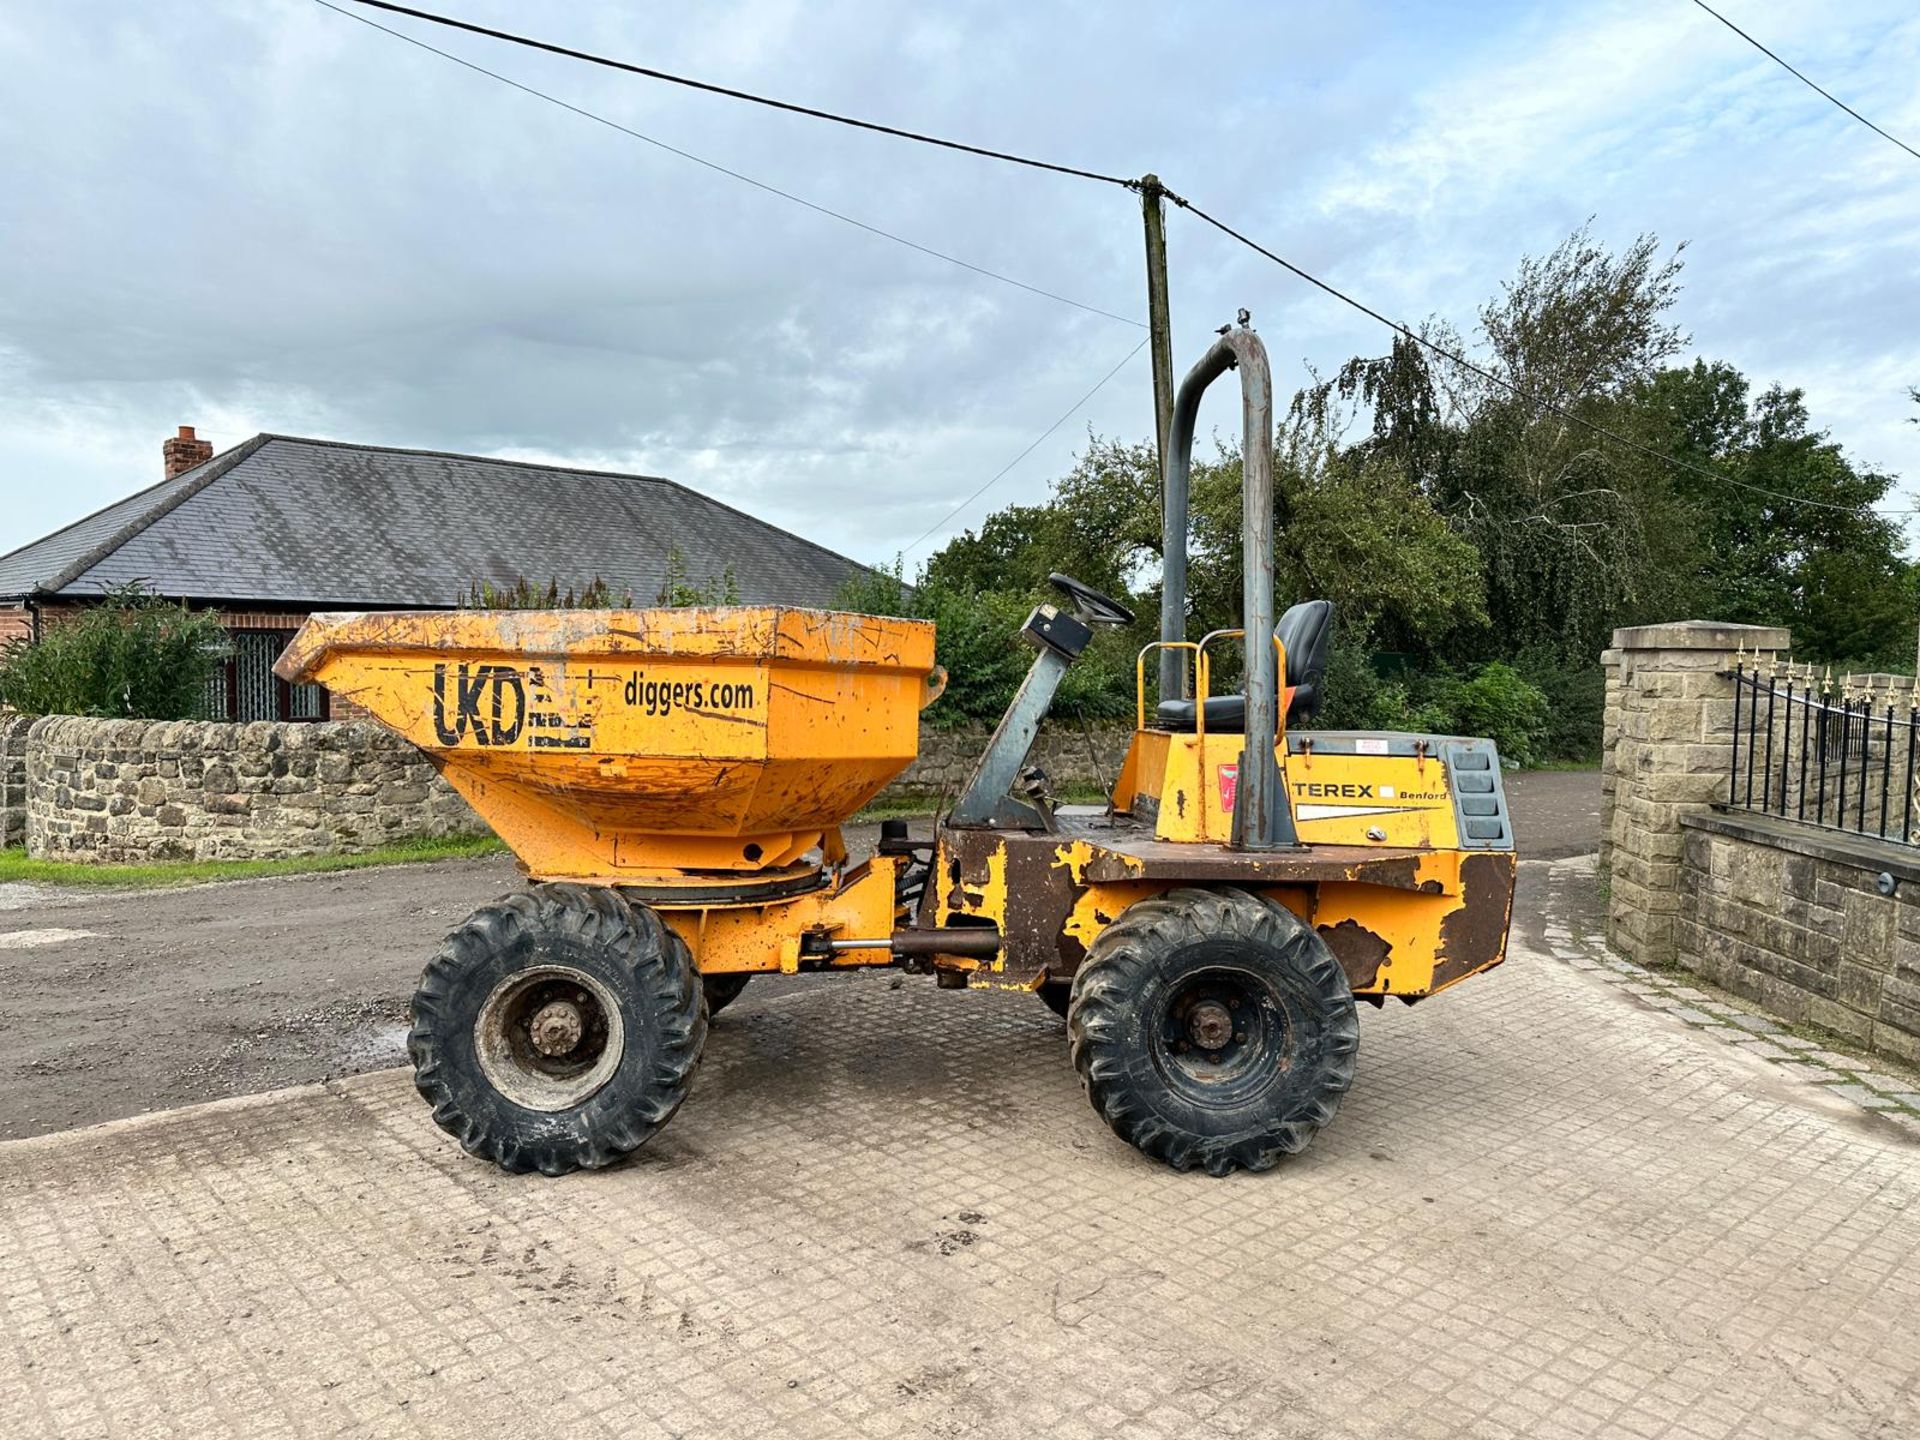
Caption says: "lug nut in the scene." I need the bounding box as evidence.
[1233,1032,1246,1044]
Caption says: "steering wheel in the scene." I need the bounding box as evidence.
[1048,572,1136,627]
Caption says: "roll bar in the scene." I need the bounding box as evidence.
[1156,321,1294,850]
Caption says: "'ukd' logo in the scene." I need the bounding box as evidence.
[432,663,525,746]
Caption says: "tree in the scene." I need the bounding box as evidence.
[867,222,1909,755]
[1417,225,1696,664]
[1635,365,1913,664]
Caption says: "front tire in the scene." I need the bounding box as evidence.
[1067,887,1358,1176]
[409,884,706,1175]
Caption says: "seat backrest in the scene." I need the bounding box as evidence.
[1276,599,1335,721]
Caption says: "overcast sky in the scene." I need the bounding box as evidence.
[3,0,1917,571]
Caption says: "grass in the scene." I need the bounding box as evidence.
[0,833,506,890]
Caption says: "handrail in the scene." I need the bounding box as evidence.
[1195,630,1291,752]
[1137,632,1291,755]
[1135,641,1200,730]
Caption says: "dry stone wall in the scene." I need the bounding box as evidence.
[883,723,1135,802]
[17,713,1131,863]
[25,716,482,863]
[0,714,30,849]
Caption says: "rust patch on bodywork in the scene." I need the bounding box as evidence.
[1318,918,1392,991]
[938,829,1081,981]
[1430,851,1516,991]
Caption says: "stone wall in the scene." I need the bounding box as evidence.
[1602,618,1920,1069]
[1678,811,1920,1067]
[25,716,483,863]
[0,714,30,849]
[883,723,1134,802]
[1601,620,1788,970]
[1598,648,1621,875]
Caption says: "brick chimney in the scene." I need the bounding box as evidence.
[162,425,214,479]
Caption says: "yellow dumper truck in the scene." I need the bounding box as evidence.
[278,322,1515,1177]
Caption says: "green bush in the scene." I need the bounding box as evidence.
[1313,632,1552,763]
[835,569,1563,760]
[1512,647,1604,763]
[464,575,635,608]
[1427,662,1552,767]
[0,586,227,720]
[835,563,1133,730]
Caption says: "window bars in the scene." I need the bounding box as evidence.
[1728,649,1920,847]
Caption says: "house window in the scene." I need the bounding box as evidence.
[201,629,329,722]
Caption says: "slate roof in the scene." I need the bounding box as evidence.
[0,435,870,609]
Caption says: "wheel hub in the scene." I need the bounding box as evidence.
[1155,965,1283,1099]
[1187,999,1234,1051]
[528,999,585,1057]
[474,965,624,1112]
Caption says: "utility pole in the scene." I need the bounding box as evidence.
[1139,173,1184,697]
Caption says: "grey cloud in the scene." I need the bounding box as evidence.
[2,0,1915,570]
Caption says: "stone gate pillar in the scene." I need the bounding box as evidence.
[1602,620,1790,968]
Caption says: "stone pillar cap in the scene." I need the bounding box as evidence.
[1611,620,1791,651]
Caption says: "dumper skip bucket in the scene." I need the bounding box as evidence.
[277,607,938,882]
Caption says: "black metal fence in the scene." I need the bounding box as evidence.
[1729,659,1919,846]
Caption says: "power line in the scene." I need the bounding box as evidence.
[1689,0,1920,164]
[1170,194,1912,521]
[312,0,1143,328]
[344,0,1138,189]
[902,339,1148,556]
[321,0,1906,526]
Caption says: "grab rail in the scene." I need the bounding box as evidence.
[1135,633,1290,747]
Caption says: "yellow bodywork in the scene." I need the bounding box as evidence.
[279,605,1513,998]
[278,607,937,879]
[931,828,1508,1001]
[1112,730,1466,849]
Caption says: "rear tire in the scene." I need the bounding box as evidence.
[1067,887,1357,1176]
[409,884,706,1175]
[702,973,752,1016]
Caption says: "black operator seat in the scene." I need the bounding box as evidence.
[1152,599,1336,734]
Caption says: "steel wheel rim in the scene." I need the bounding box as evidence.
[1149,963,1290,1108]
[475,963,625,1112]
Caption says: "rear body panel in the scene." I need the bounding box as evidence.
[931,811,1515,1001]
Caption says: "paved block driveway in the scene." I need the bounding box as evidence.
[3,861,1918,1438]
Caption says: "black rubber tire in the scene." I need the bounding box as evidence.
[409,883,706,1175]
[1067,887,1358,1176]
[702,973,752,1016]
[1037,981,1072,1018]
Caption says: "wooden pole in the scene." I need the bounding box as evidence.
[1140,174,1181,696]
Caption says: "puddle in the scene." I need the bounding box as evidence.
[336,1022,411,1071]
[0,884,79,914]
[0,927,99,949]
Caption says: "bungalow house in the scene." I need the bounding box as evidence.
[0,427,871,721]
